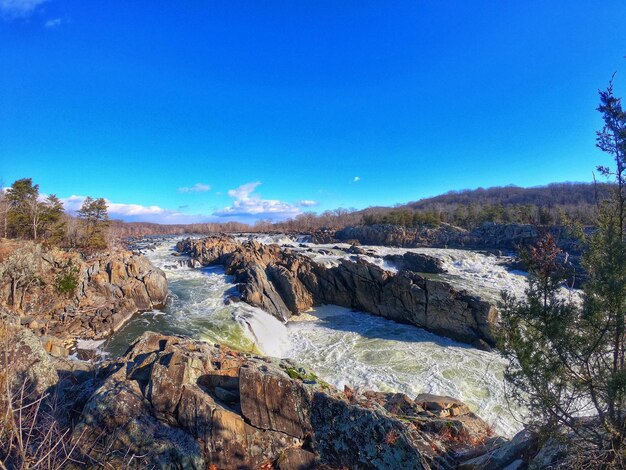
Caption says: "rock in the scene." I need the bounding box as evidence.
[333,222,587,252]
[277,447,317,469]
[415,393,471,418]
[41,335,69,357]
[71,332,491,469]
[384,252,446,274]
[458,429,538,469]
[503,459,525,470]
[0,314,59,396]
[144,269,168,306]
[239,362,312,438]
[0,242,168,341]
[176,236,499,348]
[347,244,367,255]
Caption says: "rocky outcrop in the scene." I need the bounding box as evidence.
[383,252,446,274]
[0,315,583,469]
[335,224,469,248]
[0,311,59,396]
[72,332,494,469]
[335,223,543,250]
[177,236,499,349]
[0,241,168,347]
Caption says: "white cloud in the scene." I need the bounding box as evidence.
[60,195,215,224]
[297,200,319,207]
[178,183,211,193]
[227,181,260,200]
[44,17,61,28]
[62,195,166,216]
[0,0,47,20]
[214,182,301,220]
[57,185,312,224]
[353,176,361,183]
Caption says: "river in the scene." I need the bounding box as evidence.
[100,235,529,437]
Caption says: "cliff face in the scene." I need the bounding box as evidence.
[0,241,168,347]
[176,236,499,350]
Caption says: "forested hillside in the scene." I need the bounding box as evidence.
[358,182,610,229]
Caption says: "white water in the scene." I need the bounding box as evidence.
[237,233,579,304]
[103,235,529,437]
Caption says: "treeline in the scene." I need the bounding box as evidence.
[266,208,362,232]
[0,178,110,251]
[362,203,565,229]
[109,220,252,238]
[271,182,607,232]
[0,178,257,247]
[408,182,610,209]
[399,182,609,228]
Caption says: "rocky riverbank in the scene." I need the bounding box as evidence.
[0,236,582,468]
[0,240,168,355]
[1,312,566,469]
[176,235,499,350]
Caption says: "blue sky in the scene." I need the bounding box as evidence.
[1,1,625,223]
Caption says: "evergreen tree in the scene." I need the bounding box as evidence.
[500,79,626,464]
[6,178,40,239]
[41,195,66,244]
[77,197,109,250]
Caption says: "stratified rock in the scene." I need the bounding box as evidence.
[0,241,169,341]
[72,332,493,469]
[177,236,499,348]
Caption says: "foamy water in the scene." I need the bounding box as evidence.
[103,235,527,436]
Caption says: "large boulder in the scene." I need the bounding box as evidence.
[72,332,494,469]
[384,252,446,274]
[0,313,58,396]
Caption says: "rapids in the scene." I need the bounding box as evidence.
[102,235,529,437]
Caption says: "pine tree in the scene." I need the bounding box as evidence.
[77,197,110,250]
[6,178,40,239]
[499,78,626,465]
[41,195,66,244]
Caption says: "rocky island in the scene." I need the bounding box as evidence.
[175,235,500,350]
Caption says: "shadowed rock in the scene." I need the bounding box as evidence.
[0,242,169,348]
[72,332,494,469]
[177,236,499,349]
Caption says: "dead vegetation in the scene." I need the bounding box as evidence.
[0,319,81,469]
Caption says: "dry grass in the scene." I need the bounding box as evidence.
[0,319,83,470]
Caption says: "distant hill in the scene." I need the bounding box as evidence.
[354,182,613,230]
[108,182,613,237]
[405,182,611,210]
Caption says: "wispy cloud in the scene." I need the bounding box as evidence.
[297,200,319,207]
[44,17,61,28]
[178,183,211,193]
[0,0,47,20]
[353,176,361,183]
[214,182,301,220]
